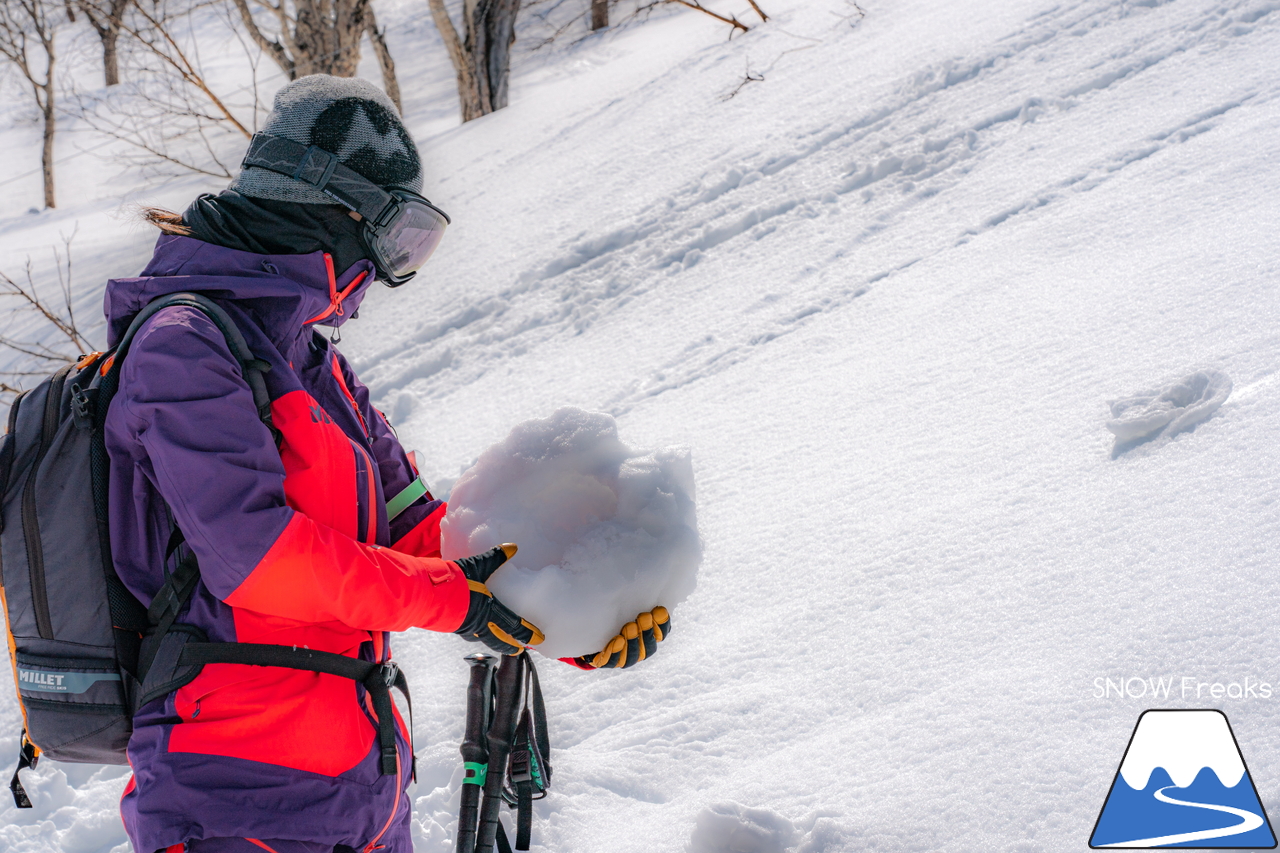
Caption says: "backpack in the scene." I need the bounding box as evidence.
[0,292,412,809]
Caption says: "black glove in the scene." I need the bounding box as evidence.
[570,607,671,670]
[453,544,544,656]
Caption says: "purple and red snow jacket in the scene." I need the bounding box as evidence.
[103,234,469,852]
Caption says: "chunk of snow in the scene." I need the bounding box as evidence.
[440,407,701,659]
[1106,369,1232,444]
[689,802,800,853]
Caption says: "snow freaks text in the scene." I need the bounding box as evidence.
[1093,677,1274,701]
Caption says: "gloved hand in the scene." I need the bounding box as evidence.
[453,544,544,656]
[567,607,671,670]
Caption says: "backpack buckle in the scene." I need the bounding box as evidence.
[378,661,400,687]
[70,383,97,430]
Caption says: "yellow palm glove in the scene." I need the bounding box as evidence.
[569,607,671,670]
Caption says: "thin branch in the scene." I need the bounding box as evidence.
[230,0,293,77]
[664,0,749,33]
[744,0,767,22]
[0,234,97,401]
[121,0,251,137]
[722,66,762,99]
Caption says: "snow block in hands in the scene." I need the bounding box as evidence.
[441,407,701,659]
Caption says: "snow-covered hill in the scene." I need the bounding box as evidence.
[2,0,1279,850]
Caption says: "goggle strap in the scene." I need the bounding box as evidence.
[241,134,393,224]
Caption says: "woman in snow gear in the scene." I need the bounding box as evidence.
[107,74,542,853]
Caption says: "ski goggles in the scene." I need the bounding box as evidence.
[240,133,450,286]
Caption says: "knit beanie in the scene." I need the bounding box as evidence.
[230,74,422,204]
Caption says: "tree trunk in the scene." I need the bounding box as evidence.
[75,0,127,86]
[462,0,491,113]
[429,0,520,122]
[590,0,607,30]
[427,0,483,121]
[483,0,519,110]
[41,83,55,208]
[365,7,402,113]
[292,0,367,77]
[101,24,119,85]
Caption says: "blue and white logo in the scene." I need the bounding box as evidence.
[1091,710,1276,848]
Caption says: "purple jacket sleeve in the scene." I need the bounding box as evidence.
[112,308,293,597]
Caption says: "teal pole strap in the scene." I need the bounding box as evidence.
[386,475,429,521]
[463,761,488,786]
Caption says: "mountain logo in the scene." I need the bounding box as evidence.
[1090,709,1276,848]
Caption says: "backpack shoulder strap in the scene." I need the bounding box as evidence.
[109,291,277,439]
[108,293,280,683]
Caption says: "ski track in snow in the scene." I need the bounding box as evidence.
[352,0,1278,417]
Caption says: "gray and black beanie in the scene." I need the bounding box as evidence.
[231,74,422,204]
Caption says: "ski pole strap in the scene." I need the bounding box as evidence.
[9,730,38,809]
[178,643,412,776]
[506,712,543,850]
[386,475,429,521]
[496,819,515,853]
[496,656,552,851]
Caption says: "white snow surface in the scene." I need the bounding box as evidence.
[2,0,1280,850]
[439,407,700,658]
[1118,710,1246,790]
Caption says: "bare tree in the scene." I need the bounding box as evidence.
[228,0,402,111]
[0,228,96,404]
[428,0,521,122]
[0,0,62,208]
[364,5,400,111]
[69,0,263,179]
[70,0,129,85]
[663,1,746,32]
[124,0,252,136]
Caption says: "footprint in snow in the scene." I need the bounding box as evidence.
[1106,368,1232,456]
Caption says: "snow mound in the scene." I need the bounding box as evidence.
[1106,369,1232,446]
[689,802,800,853]
[440,407,701,659]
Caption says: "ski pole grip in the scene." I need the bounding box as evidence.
[457,654,498,853]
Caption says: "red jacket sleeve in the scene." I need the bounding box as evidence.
[225,512,467,632]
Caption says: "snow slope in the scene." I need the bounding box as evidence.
[2,0,1280,850]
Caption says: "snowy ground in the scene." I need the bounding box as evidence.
[2,0,1280,850]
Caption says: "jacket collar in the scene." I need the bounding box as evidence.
[104,234,377,351]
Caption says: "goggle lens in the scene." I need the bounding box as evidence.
[374,201,448,279]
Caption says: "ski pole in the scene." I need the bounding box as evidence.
[457,653,498,853]
[475,653,524,853]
